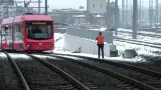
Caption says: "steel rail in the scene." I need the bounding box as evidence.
[34,52,161,79]
[115,37,161,45]
[25,53,90,90]
[48,54,159,90]
[4,51,30,90]
[118,30,161,38]
[115,38,161,48]
[54,53,161,79]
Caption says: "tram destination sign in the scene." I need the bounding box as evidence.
[0,0,14,5]
[32,21,47,25]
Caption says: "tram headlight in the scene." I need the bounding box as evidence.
[49,44,53,47]
[26,44,32,47]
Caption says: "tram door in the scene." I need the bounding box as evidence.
[1,26,8,49]
[11,24,15,50]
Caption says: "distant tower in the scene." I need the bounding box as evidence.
[87,0,106,13]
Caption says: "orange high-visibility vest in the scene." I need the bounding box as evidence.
[97,35,104,44]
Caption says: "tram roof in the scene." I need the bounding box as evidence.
[22,14,53,21]
[1,14,53,25]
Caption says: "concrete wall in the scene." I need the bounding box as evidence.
[66,27,113,44]
[64,34,116,57]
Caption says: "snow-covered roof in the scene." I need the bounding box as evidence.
[95,14,104,17]
[72,15,86,17]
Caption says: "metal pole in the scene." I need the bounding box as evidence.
[156,0,158,30]
[138,0,141,29]
[38,0,40,14]
[15,3,18,16]
[140,0,142,29]
[106,0,110,30]
[160,4,161,25]
[132,0,138,39]
[12,17,15,50]
[122,0,124,27]
[115,0,118,35]
[45,0,48,14]
[149,0,151,28]
[125,0,128,26]
[1,27,2,49]
[149,0,153,28]
[131,2,133,26]
[3,6,9,18]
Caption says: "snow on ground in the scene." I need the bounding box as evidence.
[53,33,161,62]
[115,32,161,44]
[114,41,161,56]
[9,53,30,60]
[33,54,57,59]
[117,28,160,35]
[78,27,161,43]
[114,32,161,43]
[0,53,7,58]
[106,28,161,43]
[53,51,144,62]
[117,28,161,43]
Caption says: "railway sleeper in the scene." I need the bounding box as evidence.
[120,87,139,90]
[59,85,76,89]
[83,83,100,90]
[145,82,161,85]
[145,82,161,88]
[117,84,131,87]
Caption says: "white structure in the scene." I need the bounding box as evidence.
[87,0,106,13]
[64,34,117,57]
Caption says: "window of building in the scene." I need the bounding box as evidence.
[93,4,95,7]
[100,4,102,7]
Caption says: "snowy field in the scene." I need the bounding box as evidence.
[53,33,161,63]
[91,27,161,43]
[116,28,161,43]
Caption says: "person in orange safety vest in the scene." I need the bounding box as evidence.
[96,32,104,59]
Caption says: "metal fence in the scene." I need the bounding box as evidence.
[66,27,113,44]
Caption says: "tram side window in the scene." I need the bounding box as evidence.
[1,26,7,41]
[8,26,12,36]
[8,26,12,41]
[15,23,23,40]
[1,25,12,41]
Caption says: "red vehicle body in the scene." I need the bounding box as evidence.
[0,14,54,52]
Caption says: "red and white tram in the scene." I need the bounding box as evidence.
[0,13,54,52]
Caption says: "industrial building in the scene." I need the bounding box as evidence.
[87,0,106,13]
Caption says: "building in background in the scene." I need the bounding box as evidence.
[87,0,106,13]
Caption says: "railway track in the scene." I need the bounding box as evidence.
[1,51,161,90]
[1,52,90,90]
[114,37,161,49]
[121,61,161,73]
[118,31,161,38]
[0,52,23,90]
[33,54,127,90]
[115,37,161,45]
[44,53,161,90]
[2,51,141,90]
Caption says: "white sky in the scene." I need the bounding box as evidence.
[18,0,160,11]
[45,0,152,10]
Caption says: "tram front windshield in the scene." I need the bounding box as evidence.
[26,21,53,40]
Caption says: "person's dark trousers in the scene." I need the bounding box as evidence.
[97,44,104,58]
